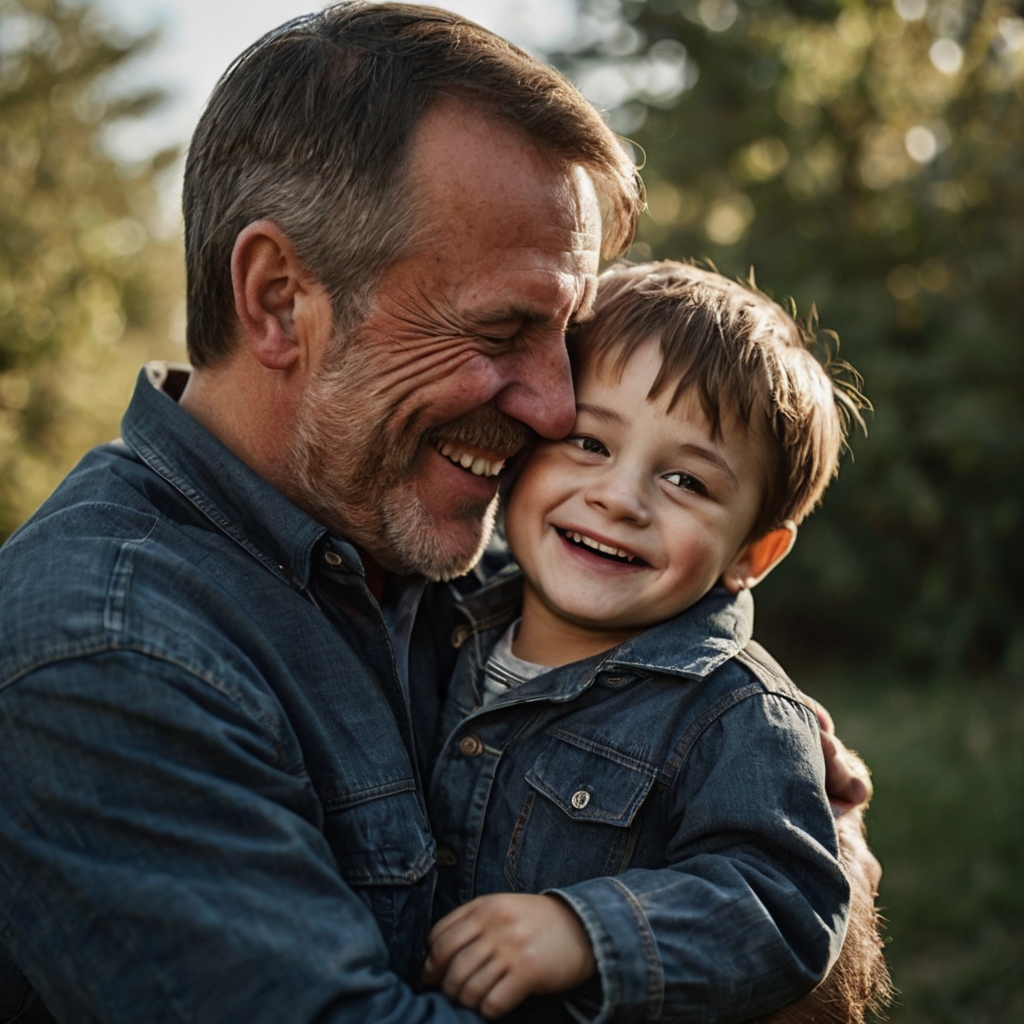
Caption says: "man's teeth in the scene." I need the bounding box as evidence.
[568,531,636,563]
[438,443,506,478]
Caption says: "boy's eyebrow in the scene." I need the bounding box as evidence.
[673,443,740,487]
[575,402,628,427]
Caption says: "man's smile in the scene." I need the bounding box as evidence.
[436,441,507,478]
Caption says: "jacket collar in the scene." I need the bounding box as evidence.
[455,566,753,683]
[120,363,358,589]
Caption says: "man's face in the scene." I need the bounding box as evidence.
[291,99,602,579]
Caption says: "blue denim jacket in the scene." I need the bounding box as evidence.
[428,569,850,1024]
[0,367,481,1024]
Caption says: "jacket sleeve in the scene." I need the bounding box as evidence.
[548,690,850,1024]
[0,651,481,1024]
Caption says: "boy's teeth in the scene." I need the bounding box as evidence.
[436,443,505,478]
[570,531,635,562]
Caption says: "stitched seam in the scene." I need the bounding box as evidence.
[103,527,157,636]
[319,777,418,811]
[0,643,289,770]
[661,680,766,780]
[128,433,304,587]
[606,876,665,1020]
[547,727,658,776]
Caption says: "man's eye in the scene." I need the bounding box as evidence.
[475,321,524,344]
[664,471,708,496]
[568,435,609,456]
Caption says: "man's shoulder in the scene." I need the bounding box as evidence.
[0,441,262,690]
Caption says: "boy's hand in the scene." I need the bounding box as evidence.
[422,893,597,1018]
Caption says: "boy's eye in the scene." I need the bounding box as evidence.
[663,471,708,496]
[568,435,609,456]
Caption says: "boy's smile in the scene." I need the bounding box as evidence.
[505,339,776,665]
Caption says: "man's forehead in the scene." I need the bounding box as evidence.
[407,100,601,228]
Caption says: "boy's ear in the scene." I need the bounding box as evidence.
[722,521,797,594]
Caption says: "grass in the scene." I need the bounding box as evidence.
[799,669,1024,1023]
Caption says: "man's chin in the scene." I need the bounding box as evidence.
[378,491,499,581]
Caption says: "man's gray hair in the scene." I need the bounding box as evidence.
[183,1,643,366]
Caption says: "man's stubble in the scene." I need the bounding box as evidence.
[289,336,529,581]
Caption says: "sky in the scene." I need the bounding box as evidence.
[96,0,579,177]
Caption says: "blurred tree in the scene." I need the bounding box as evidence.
[550,0,1024,671]
[0,0,181,538]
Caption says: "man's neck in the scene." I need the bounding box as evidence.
[178,361,301,501]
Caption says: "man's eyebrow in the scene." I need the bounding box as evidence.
[571,277,599,324]
[468,305,549,326]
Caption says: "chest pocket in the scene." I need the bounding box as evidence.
[320,778,435,884]
[319,777,435,980]
[504,733,656,894]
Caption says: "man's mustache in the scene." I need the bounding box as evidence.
[425,407,533,458]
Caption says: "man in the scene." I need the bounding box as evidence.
[0,4,881,1022]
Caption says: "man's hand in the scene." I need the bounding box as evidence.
[814,704,872,813]
[422,893,597,1019]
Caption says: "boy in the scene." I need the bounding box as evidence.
[422,261,872,1023]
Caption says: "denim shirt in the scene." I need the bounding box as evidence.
[428,569,850,1024]
[0,366,481,1024]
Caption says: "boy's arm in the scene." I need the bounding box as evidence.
[426,691,851,1023]
[537,691,850,1024]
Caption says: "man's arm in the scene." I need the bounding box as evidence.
[0,651,481,1024]
[815,703,873,812]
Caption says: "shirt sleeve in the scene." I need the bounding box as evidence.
[547,690,850,1024]
[0,650,481,1024]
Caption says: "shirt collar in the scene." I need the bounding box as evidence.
[120,363,353,589]
[456,568,753,682]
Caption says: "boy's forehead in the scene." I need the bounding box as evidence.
[576,336,723,427]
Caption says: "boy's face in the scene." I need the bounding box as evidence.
[506,339,769,637]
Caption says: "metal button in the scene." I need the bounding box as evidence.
[571,789,591,810]
[324,550,343,567]
[458,734,484,758]
[436,845,458,867]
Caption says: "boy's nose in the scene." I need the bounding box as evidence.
[585,470,651,525]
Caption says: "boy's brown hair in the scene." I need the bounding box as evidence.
[568,261,867,540]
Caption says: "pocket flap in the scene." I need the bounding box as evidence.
[525,735,656,827]
[321,779,435,885]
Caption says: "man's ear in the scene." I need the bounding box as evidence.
[230,220,329,371]
[722,521,797,594]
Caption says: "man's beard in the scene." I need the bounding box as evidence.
[288,350,529,581]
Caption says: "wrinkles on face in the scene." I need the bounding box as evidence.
[282,100,604,578]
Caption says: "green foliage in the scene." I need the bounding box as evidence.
[0,0,181,537]
[551,0,1024,670]
[807,670,1024,1022]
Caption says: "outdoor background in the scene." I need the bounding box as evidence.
[1,0,1021,1019]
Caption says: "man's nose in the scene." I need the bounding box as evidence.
[495,337,576,440]
[585,468,651,525]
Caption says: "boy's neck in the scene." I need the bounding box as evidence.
[512,579,641,667]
